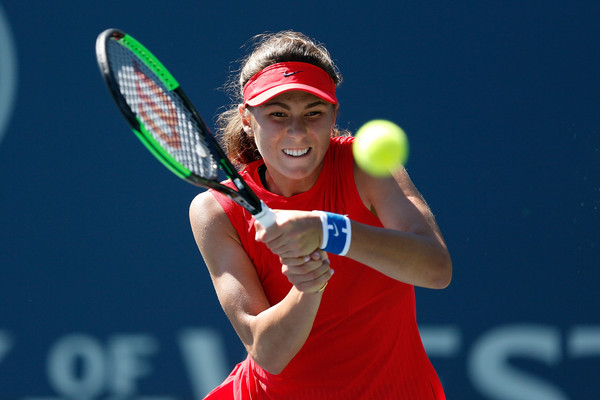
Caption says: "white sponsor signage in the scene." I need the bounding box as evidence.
[0,2,17,146]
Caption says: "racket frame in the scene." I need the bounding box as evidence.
[96,28,274,225]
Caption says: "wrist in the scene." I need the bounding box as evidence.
[313,211,351,256]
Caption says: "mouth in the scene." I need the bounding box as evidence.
[282,147,311,157]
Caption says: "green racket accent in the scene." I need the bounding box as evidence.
[118,34,179,91]
[219,159,235,176]
[132,120,192,180]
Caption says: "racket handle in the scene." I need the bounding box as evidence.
[254,201,276,228]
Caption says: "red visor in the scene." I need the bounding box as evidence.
[243,62,337,107]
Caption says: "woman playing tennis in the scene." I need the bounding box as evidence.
[189,30,452,399]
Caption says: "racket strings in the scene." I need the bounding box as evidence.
[106,39,218,180]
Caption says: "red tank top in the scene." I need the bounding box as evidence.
[208,136,445,399]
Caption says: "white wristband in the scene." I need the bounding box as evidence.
[317,211,329,249]
[314,211,352,256]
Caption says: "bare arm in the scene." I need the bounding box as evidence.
[255,164,452,289]
[189,192,333,374]
[348,163,452,288]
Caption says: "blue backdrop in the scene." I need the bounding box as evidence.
[0,1,598,399]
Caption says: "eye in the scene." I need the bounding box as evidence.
[270,111,287,118]
[306,109,326,118]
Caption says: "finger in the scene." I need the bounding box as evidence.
[294,267,335,294]
[254,217,286,243]
[255,223,305,256]
[280,254,312,266]
[254,219,278,242]
[280,249,329,269]
[312,249,329,262]
[282,258,332,280]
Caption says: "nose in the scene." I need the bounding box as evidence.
[287,116,307,136]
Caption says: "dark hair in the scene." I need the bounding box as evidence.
[217,31,346,169]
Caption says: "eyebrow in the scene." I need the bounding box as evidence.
[262,100,328,109]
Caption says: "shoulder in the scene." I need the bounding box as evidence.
[356,165,434,232]
[189,191,239,244]
[190,191,221,224]
[329,135,354,151]
[329,131,418,211]
[326,135,355,173]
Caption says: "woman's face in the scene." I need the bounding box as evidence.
[242,91,337,195]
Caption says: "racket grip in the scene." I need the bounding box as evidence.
[254,201,276,228]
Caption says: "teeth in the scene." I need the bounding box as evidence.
[283,148,310,157]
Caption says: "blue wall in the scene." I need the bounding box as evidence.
[0,1,598,399]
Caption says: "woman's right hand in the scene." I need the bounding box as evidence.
[254,210,324,259]
[280,249,334,294]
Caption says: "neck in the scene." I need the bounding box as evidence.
[261,163,322,197]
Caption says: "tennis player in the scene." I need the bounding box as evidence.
[189,30,452,399]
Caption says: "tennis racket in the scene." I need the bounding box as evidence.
[95,28,275,227]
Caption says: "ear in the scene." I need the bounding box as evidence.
[332,103,339,124]
[330,103,339,136]
[238,104,253,135]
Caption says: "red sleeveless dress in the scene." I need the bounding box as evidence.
[206,136,445,399]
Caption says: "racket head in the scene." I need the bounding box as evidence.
[95,28,264,215]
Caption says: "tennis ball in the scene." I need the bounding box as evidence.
[352,119,409,177]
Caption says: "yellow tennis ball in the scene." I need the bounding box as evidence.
[352,119,409,177]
